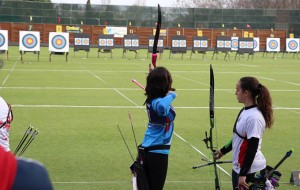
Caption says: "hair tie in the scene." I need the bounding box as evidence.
[257,84,262,93]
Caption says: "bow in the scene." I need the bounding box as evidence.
[151,4,161,69]
[203,64,220,190]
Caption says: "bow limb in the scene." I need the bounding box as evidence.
[151,4,161,69]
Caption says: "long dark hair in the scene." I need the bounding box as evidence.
[145,67,175,100]
[240,77,274,128]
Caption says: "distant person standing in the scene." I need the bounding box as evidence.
[0,96,13,152]
[137,67,176,190]
[214,77,274,190]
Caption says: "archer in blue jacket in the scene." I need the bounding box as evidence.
[140,66,176,190]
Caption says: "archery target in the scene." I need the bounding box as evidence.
[253,37,260,51]
[99,39,107,46]
[158,39,163,47]
[107,39,113,46]
[132,39,139,47]
[247,42,254,49]
[124,39,131,47]
[239,41,247,49]
[75,38,82,45]
[201,40,208,48]
[286,38,300,52]
[180,40,186,47]
[172,40,179,47]
[231,37,238,51]
[49,32,69,52]
[82,38,89,45]
[217,40,224,48]
[149,39,154,46]
[266,38,280,52]
[225,40,231,48]
[19,31,40,51]
[194,40,200,47]
[0,30,8,50]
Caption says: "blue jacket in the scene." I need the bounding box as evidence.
[141,92,176,154]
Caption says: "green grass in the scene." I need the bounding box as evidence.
[1,46,299,190]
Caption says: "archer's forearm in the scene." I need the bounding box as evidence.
[220,138,232,155]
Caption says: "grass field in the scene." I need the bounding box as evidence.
[0,46,299,190]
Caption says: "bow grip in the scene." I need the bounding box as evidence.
[152,54,157,68]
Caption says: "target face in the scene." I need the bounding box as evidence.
[0,30,8,50]
[225,40,231,48]
[201,40,208,47]
[99,39,107,46]
[19,31,40,51]
[180,40,186,47]
[52,35,66,49]
[75,38,82,45]
[172,40,179,47]
[239,41,246,48]
[194,40,200,47]
[231,37,238,51]
[132,39,139,47]
[49,32,69,52]
[158,39,163,47]
[286,38,300,52]
[107,39,114,46]
[82,38,89,45]
[253,38,260,51]
[267,38,280,52]
[217,41,224,48]
[247,42,253,48]
[124,39,131,47]
[149,39,154,46]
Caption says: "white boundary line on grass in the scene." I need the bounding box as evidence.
[81,66,233,177]
[12,104,300,110]
[0,57,20,89]
[2,86,300,92]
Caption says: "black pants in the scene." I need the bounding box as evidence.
[144,152,168,190]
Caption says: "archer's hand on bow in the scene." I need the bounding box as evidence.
[214,149,224,160]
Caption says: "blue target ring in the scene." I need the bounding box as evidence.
[268,40,278,50]
[288,40,298,50]
[51,35,67,49]
[22,34,37,49]
[253,40,258,49]
[0,33,5,47]
[232,39,238,48]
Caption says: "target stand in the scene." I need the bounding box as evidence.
[282,38,300,59]
[98,34,114,58]
[234,38,254,60]
[0,50,8,61]
[20,50,40,62]
[263,38,280,59]
[169,36,187,59]
[147,35,164,59]
[190,36,208,60]
[48,32,70,62]
[74,33,90,58]
[123,35,140,59]
[212,36,231,60]
[49,51,68,62]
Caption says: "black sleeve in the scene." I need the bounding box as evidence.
[220,138,232,155]
[239,137,259,176]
